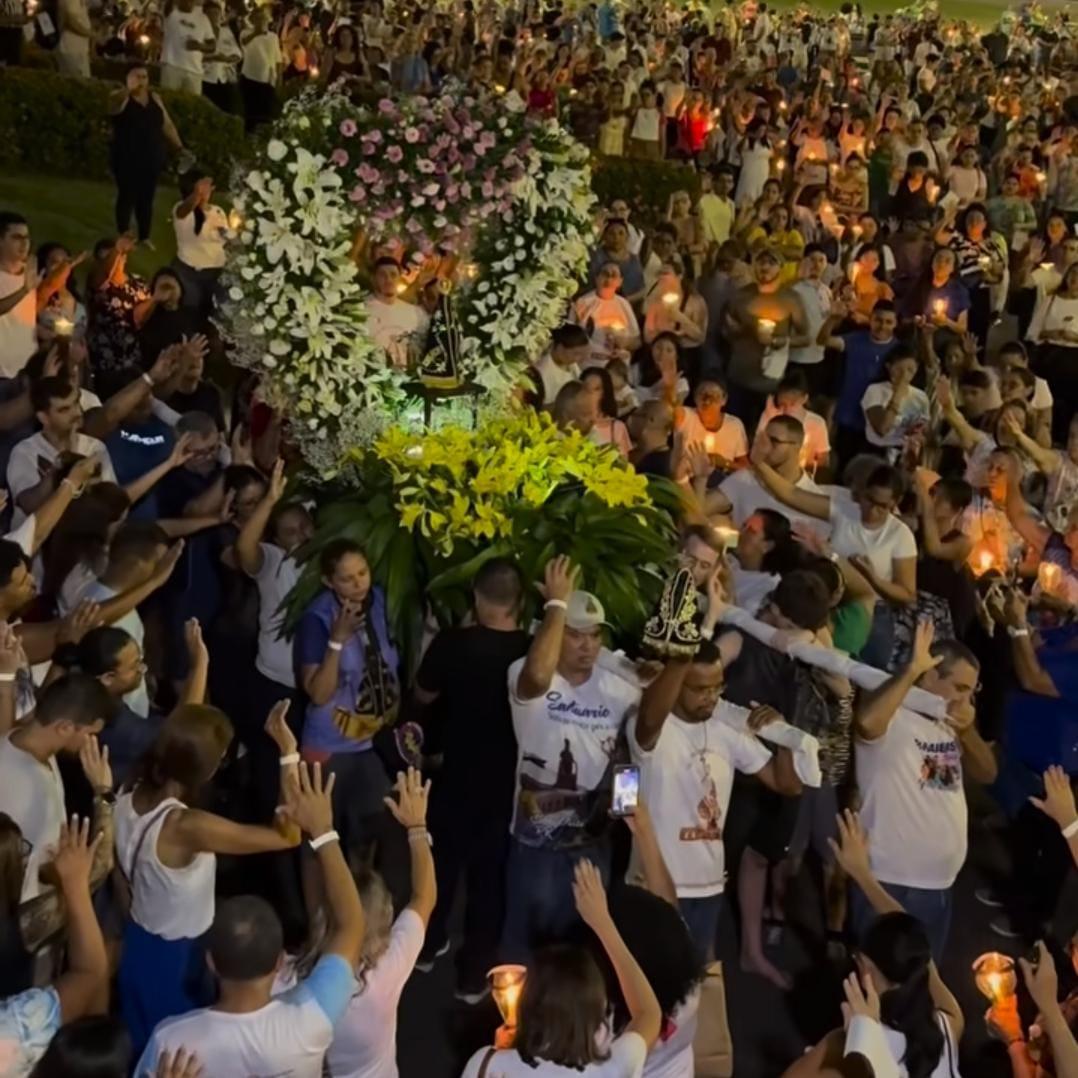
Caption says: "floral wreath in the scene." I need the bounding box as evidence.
[220,86,596,475]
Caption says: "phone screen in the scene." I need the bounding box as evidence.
[611,765,640,817]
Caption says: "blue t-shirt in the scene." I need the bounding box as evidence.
[924,279,971,322]
[101,704,165,790]
[294,588,400,755]
[105,418,175,520]
[835,332,899,430]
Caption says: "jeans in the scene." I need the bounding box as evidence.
[679,894,724,962]
[850,880,953,962]
[860,603,896,672]
[501,838,610,962]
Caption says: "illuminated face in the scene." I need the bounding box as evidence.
[932,249,955,278]
[108,640,147,697]
[753,256,781,285]
[680,534,719,588]
[42,388,83,440]
[596,263,622,297]
[858,484,897,529]
[678,658,724,722]
[373,262,402,299]
[869,309,897,340]
[762,421,801,468]
[560,625,602,675]
[325,552,371,605]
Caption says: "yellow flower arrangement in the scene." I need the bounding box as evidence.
[354,411,652,555]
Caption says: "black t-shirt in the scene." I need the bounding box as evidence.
[160,382,226,430]
[416,625,530,810]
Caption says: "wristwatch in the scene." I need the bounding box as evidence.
[93,788,116,806]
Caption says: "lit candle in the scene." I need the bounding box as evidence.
[609,320,625,333]
[395,281,408,295]
[489,965,526,1049]
[138,32,150,44]
[758,318,776,345]
[1040,562,1062,594]
[308,65,320,78]
[662,292,679,306]
[715,525,739,549]
[975,549,994,575]
[1035,170,1046,184]
[776,159,786,172]
[933,299,947,320]
[1039,261,1056,272]
[227,208,243,231]
[703,431,717,453]
[973,953,1017,1004]
[52,316,74,338]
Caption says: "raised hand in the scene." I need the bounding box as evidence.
[572,859,611,932]
[78,737,112,795]
[184,618,209,668]
[746,700,783,731]
[58,600,103,645]
[0,621,23,676]
[287,761,336,838]
[1018,942,1060,1016]
[169,432,198,469]
[267,457,288,503]
[840,971,881,1029]
[156,1047,205,1078]
[155,539,185,579]
[538,555,578,604]
[383,766,431,829]
[1029,765,1078,831]
[66,454,101,493]
[52,814,103,892]
[264,699,296,756]
[330,599,365,645]
[909,619,942,677]
[827,808,872,882]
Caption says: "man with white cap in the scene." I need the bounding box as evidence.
[502,555,640,959]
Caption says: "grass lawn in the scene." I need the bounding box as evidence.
[0,171,177,278]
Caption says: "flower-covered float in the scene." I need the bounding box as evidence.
[221,86,681,665]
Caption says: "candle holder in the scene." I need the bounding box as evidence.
[489,964,526,1049]
[973,952,1017,1004]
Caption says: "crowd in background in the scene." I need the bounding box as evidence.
[1,0,1078,1076]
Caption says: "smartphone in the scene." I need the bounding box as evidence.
[611,765,640,817]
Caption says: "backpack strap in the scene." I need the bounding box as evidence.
[477,1047,499,1078]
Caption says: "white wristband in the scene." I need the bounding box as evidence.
[327,640,344,652]
[0,672,14,683]
[279,753,299,766]
[308,829,339,851]
[544,599,567,611]
[1007,626,1030,639]
[142,372,154,386]
[1062,819,1078,840]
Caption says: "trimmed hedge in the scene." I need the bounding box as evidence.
[590,153,702,228]
[0,66,243,185]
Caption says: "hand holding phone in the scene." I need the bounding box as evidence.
[611,764,640,817]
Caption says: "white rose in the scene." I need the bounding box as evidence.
[229,286,244,300]
[267,140,288,162]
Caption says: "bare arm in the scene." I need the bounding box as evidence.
[384,769,436,925]
[236,459,285,577]
[625,803,677,907]
[1002,592,1059,698]
[516,556,576,700]
[855,621,938,741]
[750,456,831,520]
[171,808,299,856]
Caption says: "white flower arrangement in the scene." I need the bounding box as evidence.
[219,88,596,471]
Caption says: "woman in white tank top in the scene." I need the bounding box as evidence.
[116,698,302,1060]
[784,815,963,1078]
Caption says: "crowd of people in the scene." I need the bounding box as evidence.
[1,0,1078,1075]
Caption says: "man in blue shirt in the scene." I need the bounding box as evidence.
[818,299,902,469]
[103,389,175,521]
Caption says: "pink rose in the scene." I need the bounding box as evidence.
[404,126,421,143]
[362,142,378,156]
[339,119,358,137]
[481,180,495,198]
[386,145,404,163]
[331,148,349,167]
[377,98,397,114]
[349,185,366,202]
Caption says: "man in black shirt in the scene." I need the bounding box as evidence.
[412,557,530,1000]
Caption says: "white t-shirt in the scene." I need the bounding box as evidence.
[460,1032,648,1078]
[0,736,65,900]
[161,6,213,75]
[881,1014,960,1078]
[203,24,241,84]
[676,410,747,462]
[856,709,967,890]
[251,543,300,688]
[137,954,357,1078]
[755,402,830,465]
[628,703,770,897]
[730,564,779,614]
[507,658,640,848]
[0,270,35,380]
[828,501,916,584]
[534,353,580,406]
[85,580,150,717]
[326,909,425,1078]
[789,279,830,366]
[718,468,829,540]
[572,293,640,363]
[363,297,430,369]
[174,202,229,271]
[241,30,283,83]
[6,431,117,528]
[860,383,931,448]
[642,991,699,1078]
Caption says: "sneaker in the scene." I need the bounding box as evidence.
[415,941,450,973]
[989,917,1022,940]
[975,888,1005,909]
[454,985,490,1005]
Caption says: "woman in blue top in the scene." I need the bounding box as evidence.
[921,247,970,336]
[295,538,404,885]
